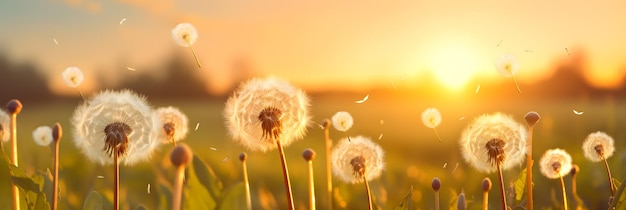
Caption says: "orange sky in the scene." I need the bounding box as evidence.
[1,1,626,95]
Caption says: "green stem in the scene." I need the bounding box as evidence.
[52,140,60,210]
[602,157,615,196]
[364,178,373,210]
[526,126,534,210]
[560,176,568,210]
[242,160,252,210]
[324,126,333,210]
[276,139,295,210]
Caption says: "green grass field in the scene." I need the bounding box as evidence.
[1,92,624,210]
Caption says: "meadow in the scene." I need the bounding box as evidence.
[1,89,625,210]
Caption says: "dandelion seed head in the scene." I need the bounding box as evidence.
[421,108,442,128]
[331,111,353,132]
[459,112,527,173]
[539,148,572,179]
[495,54,519,77]
[32,126,53,146]
[72,89,159,165]
[152,106,189,144]
[171,23,198,47]
[331,136,385,184]
[0,110,9,143]
[582,131,615,162]
[224,77,311,152]
[62,67,84,88]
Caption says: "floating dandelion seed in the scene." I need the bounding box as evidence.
[32,126,53,146]
[573,110,584,115]
[0,110,9,143]
[172,22,201,68]
[126,66,136,71]
[475,85,481,94]
[53,38,59,45]
[119,18,126,25]
[152,106,189,145]
[62,66,85,99]
[496,40,503,47]
[210,147,217,151]
[422,108,442,142]
[147,183,151,194]
[97,176,104,179]
[495,54,521,94]
[331,136,385,184]
[355,95,369,103]
[565,48,570,55]
[72,89,159,165]
[194,123,200,131]
[378,133,383,140]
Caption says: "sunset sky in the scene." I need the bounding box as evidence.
[1,0,626,95]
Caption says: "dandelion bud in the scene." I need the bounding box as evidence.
[322,119,331,129]
[302,148,316,161]
[569,164,580,177]
[431,177,441,192]
[457,191,467,210]
[6,99,22,115]
[239,152,248,162]
[524,111,541,127]
[170,144,193,168]
[52,123,62,143]
[482,177,492,192]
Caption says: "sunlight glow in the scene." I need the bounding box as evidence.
[430,46,477,90]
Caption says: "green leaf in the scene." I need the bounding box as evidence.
[82,191,104,210]
[394,186,413,210]
[183,157,217,210]
[614,178,623,194]
[192,155,223,199]
[217,182,247,210]
[609,178,626,210]
[513,168,528,201]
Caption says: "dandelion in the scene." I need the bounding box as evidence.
[72,89,158,210]
[432,178,441,210]
[51,123,62,210]
[32,126,53,146]
[495,54,521,94]
[62,66,85,99]
[524,111,540,210]
[239,153,252,210]
[172,22,201,68]
[421,108,442,142]
[482,178,492,210]
[0,110,9,144]
[224,77,311,209]
[152,106,189,145]
[331,111,353,140]
[170,143,193,210]
[6,99,22,210]
[303,148,317,210]
[582,131,616,196]
[459,112,527,210]
[331,136,384,210]
[539,148,572,210]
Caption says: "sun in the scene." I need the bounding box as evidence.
[430,46,477,90]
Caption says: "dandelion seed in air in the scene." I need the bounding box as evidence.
[421,108,442,142]
[565,48,570,55]
[495,54,521,94]
[210,147,217,151]
[62,67,85,100]
[53,38,59,45]
[195,123,200,131]
[355,95,369,103]
[573,110,584,115]
[126,66,136,71]
[475,85,480,94]
[172,23,201,68]
[378,133,383,140]
[147,183,151,194]
[97,175,104,179]
[119,18,126,25]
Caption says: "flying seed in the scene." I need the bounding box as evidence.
[475,85,481,94]
[126,66,136,71]
[573,110,584,115]
[355,94,369,103]
[210,147,217,151]
[147,184,151,194]
[496,40,503,47]
[97,176,104,179]
[222,157,229,162]
[565,48,570,55]
[378,133,383,140]
[120,18,126,25]
[451,163,459,174]
[195,123,200,131]
[53,38,59,45]
[443,163,447,168]
[459,116,465,121]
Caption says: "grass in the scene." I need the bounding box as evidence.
[0,92,624,209]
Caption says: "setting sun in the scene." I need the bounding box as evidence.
[430,46,478,90]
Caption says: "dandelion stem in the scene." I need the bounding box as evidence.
[77,88,85,101]
[496,163,508,210]
[172,166,185,210]
[433,128,442,143]
[324,124,333,210]
[482,191,488,210]
[526,125,535,210]
[602,157,615,196]
[276,139,295,210]
[307,159,316,210]
[9,106,20,210]
[571,171,584,209]
[435,190,440,210]
[364,177,373,210]
[114,152,119,210]
[512,76,521,94]
[52,139,60,210]
[189,45,202,68]
[559,176,568,210]
[241,158,252,210]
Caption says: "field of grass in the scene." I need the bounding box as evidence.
[1,92,625,210]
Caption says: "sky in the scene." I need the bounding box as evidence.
[1,0,626,95]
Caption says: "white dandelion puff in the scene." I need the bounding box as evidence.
[422,108,442,142]
[539,148,572,179]
[582,131,615,162]
[32,126,53,146]
[152,106,189,144]
[62,67,84,88]
[495,54,521,93]
[331,136,385,184]
[331,111,353,132]
[172,22,201,68]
